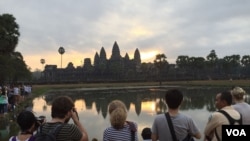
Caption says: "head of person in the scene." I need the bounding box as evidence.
[141,127,152,140]
[1,86,6,95]
[108,100,127,129]
[17,110,37,133]
[51,96,75,123]
[165,89,183,109]
[215,91,232,109]
[231,86,246,101]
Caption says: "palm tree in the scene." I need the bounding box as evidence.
[241,55,250,77]
[206,50,218,79]
[40,58,45,69]
[58,46,65,68]
[176,55,189,78]
[154,54,168,85]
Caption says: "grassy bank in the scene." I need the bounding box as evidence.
[32,79,250,92]
[162,80,250,87]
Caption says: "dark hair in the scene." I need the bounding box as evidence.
[165,89,183,109]
[141,127,152,139]
[17,110,36,132]
[51,96,74,118]
[1,86,6,95]
[220,91,232,105]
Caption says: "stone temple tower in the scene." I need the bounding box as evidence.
[134,48,141,65]
[110,41,121,61]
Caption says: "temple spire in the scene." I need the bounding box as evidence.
[110,41,121,60]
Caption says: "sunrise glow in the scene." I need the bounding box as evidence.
[130,26,152,37]
[140,51,159,62]
[141,101,156,112]
[74,99,86,111]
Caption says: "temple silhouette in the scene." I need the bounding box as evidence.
[41,41,250,82]
[42,41,143,83]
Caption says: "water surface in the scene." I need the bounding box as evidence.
[2,86,250,141]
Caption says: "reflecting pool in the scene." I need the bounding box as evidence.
[2,86,250,141]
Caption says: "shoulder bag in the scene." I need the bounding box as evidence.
[165,112,194,141]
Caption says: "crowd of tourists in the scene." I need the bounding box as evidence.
[0,83,32,116]
[7,86,250,141]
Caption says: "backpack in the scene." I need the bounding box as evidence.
[34,123,64,141]
[126,121,137,141]
[214,110,242,141]
[217,110,242,125]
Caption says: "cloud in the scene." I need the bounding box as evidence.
[0,0,250,71]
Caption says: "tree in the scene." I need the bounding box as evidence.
[176,55,189,68]
[241,55,250,67]
[10,52,31,82]
[176,55,190,78]
[154,54,168,85]
[189,57,205,79]
[206,50,218,62]
[0,14,20,55]
[222,55,241,79]
[241,55,250,77]
[40,58,45,68]
[58,46,65,68]
[0,13,31,84]
[206,50,218,79]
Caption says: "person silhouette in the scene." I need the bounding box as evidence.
[141,127,152,141]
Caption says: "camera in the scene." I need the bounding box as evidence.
[72,108,79,120]
[37,115,46,123]
[35,115,46,128]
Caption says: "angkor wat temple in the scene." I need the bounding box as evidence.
[41,41,153,83]
[41,41,250,83]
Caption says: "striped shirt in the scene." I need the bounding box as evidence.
[103,122,138,141]
[38,122,82,141]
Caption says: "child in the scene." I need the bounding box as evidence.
[141,127,152,141]
[9,110,37,141]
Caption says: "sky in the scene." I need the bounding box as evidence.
[1,0,250,71]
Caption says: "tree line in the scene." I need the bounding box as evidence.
[153,50,250,82]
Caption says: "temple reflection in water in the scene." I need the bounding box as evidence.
[41,86,250,118]
[2,86,250,141]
